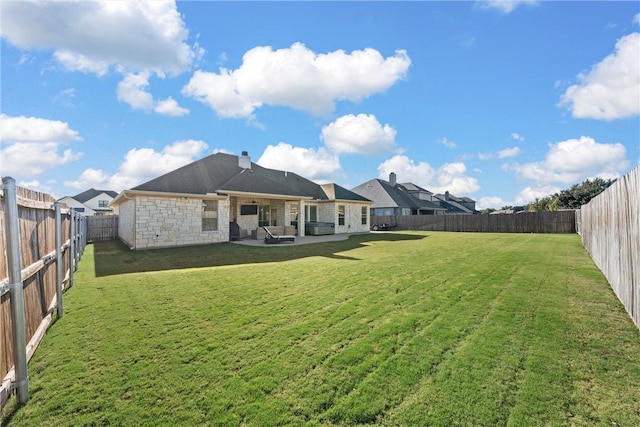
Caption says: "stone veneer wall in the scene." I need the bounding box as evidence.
[310,202,370,234]
[117,198,136,248]
[134,195,229,249]
[345,203,369,233]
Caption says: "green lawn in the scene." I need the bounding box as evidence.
[2,232,639,426]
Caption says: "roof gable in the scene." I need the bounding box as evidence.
[321,183,371,202]
[73,188,118,203]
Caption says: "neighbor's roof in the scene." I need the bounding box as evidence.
[351,179,444,211]
[130,152,369,202]
[433,194,474,214]
[73,188,118,203]
[399,182,433,195]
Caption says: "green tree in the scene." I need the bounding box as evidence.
[556,178,616,209]
[527,196,553,212]
[526,178,616,212]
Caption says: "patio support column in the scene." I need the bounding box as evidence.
[298,200,305,236]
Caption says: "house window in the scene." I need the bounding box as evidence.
[202,200,218,231]
[305,205,317,222]
[375,208,394,216]
[338,205,345,226]
[290,205,298,226]
[361,206,368,225]
[258,205,270,227]
[401,208,411,216]
[98,200,109,208]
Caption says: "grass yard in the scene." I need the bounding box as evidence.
[2,231,640,426]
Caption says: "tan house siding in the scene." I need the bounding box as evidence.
[315,201,370,234]
[134,195,230,249]
[333,202,370,234]
[118,198,136,248]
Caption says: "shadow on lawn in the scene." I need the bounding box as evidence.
[93,232,427,277]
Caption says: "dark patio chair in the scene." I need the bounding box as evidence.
[263,226,295,244]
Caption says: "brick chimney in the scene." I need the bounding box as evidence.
[389,172,397,186]
[239,151,251,169]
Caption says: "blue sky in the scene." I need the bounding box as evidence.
[1,1,638,209]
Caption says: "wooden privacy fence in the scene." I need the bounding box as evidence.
[580,165,639,329]
[87,215,118,241]
[374,210,577,233]
[0,177,86,407]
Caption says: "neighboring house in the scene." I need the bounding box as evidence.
[351,172,477,224]
[110,151,372,249]
[432,192,477,215]
[351,173,447,221]
[490,206,526,214]
[58,188,119,216]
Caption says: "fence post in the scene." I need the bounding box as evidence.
[55,202,64,318]
[70,209,76,276]
[1,177,30,403]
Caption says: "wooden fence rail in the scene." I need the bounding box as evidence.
[0,178,86,407]
[373,210,577,234]
[580,165,639,329]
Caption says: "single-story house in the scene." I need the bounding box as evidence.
[58,188,119,216]
[110,151,372,249]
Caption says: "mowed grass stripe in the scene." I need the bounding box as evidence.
[314,238,523,423]
[3,232,640,426]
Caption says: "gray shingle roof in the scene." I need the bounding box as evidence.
[351,179,444,210]
[132,152,368,202]
[73,188,118,203]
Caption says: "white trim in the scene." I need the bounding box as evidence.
[110,189,227,206]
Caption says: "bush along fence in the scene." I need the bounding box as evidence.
[580,165,639,329]
[373,210,577,234]
[0,177,86,408]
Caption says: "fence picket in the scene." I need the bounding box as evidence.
[580,166,639,329]
[0,181,85,408]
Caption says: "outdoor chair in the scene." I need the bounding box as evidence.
[262,226,295,244]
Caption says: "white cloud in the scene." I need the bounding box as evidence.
[515,185,562,205]
[117,73,189,116]
[478,152,494,160]
[0,0,200,76]
[0,114,83,176]
[64,139,208,191]
[321,114,398,155]
[377,155,479,195]
[497,146,522,159]
[512,136,628,184]
[154,97,189,117]
[511,132,525,142]
[0,114,81,143]
[117,73,155,110]
[477,0,537,14]
[182,43,411,118]
[560,33,640,120]
[1,142,83,176]
[477,196,512,210]
[438,137,457,149]
[634,13,640,25]
[257,142,341,182]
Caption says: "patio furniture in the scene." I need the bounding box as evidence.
[263,226,295,244]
